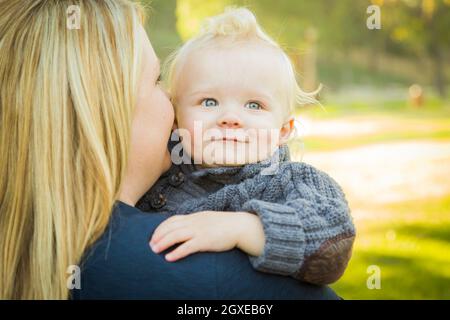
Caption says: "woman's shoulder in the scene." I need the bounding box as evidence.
[72,202,217,299]
[72,201,340,300]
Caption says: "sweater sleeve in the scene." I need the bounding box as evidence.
[241,162,356,285]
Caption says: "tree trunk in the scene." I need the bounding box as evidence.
[429,41,447,98]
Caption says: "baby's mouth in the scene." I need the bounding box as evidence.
[210,136,249,143]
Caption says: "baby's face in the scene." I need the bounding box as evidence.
[173,43,292,166]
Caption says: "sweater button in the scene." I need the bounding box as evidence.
[150,193,166,209]
[169,172,185,187]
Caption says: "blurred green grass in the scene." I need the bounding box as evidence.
[296,129,450,152]
[297,96,450,119]
[331,195,450,299]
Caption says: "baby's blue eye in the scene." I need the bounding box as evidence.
[245,101,262,110]
[201,98,218,107]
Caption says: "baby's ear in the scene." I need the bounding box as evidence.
[279,117,295,145]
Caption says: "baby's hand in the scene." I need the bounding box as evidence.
[149,211,264,262]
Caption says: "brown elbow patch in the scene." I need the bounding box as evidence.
[296,233,355,285]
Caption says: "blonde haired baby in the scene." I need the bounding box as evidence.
[137,8,355,285]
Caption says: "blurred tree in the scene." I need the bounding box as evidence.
[380,0,450,97]
[175,0,233,40]
[150,0,449,96]
[143,0,182,59]
[250,0,450,96]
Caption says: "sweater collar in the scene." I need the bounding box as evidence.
[175,144,291,184]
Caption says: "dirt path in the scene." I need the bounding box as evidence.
[298,140,450,220]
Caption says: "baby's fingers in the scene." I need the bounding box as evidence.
[150,215,185,244]
[150,228,193,254]
[165,239,199,262]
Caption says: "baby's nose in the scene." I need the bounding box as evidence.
[217,113,243,128]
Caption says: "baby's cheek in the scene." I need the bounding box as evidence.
[254,128,281,161]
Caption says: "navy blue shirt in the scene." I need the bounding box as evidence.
[71,201,339,299]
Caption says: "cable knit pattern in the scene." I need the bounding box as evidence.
[136,143,356,285]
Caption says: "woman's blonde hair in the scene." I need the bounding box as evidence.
[165,7,320,120]
[0,0,145,299]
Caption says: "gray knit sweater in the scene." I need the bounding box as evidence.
[136,143,356,285]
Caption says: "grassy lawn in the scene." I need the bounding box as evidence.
[290,98,450,299]
[296,96,450,120]
[331,196,450,299]
[294,128,450,152]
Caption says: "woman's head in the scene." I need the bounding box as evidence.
[0,0,173,299]
[122,25,174,204]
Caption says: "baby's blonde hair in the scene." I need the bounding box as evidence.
[165,7,320,120]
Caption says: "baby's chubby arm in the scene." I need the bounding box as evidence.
[240,162,356,285]
[148,162,355,285]
[149,210,266,261]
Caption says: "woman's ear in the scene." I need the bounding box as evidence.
[279,117,295,145]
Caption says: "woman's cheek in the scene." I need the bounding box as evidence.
[156,90,175,132]
[145,89,175,172]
